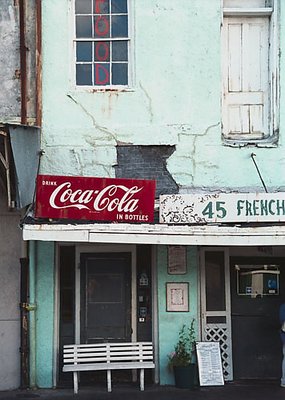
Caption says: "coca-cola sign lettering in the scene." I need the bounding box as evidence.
[35,175,156,223]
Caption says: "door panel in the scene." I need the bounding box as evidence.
[231,257,284,379]
[81,252,131,343]
[222,17,270,138]
[59,245,76,383]
[201,248,233,381]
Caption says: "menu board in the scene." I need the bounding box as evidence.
[196,342,224,386]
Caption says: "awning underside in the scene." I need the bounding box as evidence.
[22,222,285,246]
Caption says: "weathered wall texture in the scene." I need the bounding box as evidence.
[115,145,178,196]
[35,0,285,388]
[0,0,21,122]
[0,1,36,390]
[0,0,36,124]
[157,245,198,385]
[40,0,285,193]
[24,0,37,122]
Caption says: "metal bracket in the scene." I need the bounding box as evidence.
[20,302,37,311]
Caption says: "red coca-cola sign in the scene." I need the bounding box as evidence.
[35,175,156,223]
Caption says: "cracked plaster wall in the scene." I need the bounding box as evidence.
[0,0,36,124]
[0,0,21,121]
[41,0,285,193]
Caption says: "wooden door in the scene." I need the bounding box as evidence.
[80,252,132,343]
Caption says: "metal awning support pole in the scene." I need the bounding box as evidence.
[29,241,37,389]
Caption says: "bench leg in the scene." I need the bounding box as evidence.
[107,369,112,392]
[73,371,78,394]
[140,369,145,391]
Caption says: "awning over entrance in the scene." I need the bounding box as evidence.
[0,124,40,209]
[22,222,285,246]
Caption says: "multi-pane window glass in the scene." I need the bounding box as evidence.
[75,0,129,86]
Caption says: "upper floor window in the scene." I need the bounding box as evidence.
[75,0,129,87]
[222,0,279,145]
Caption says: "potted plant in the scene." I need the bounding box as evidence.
[168,319,197,389]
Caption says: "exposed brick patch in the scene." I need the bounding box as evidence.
[115,145,178,197]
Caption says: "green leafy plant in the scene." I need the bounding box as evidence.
[168,319,196,369]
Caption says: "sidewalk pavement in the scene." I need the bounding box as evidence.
[0,381,284,400]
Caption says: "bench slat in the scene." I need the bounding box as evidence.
[63,361,155,372]
[64,356,154,364]
[64,348,153,355]
[64,342,152,349]
[68,346,153,352]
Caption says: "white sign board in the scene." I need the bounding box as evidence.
[196,342,224,386]
[160,193,285,224]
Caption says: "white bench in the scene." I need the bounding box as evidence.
[63,341,155,394]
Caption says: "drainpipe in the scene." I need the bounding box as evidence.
[19,0,28,125]
[29,241,37,388]
[35,0,42,127]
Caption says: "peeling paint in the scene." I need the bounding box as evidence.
[0,0,36,123]
[40,0,285,193]
[0,1,20,119]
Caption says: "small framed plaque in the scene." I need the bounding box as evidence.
[166,282,189,312]
[167,245,187,274]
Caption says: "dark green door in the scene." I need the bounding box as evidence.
[81,252,132,343]
[231,257,285,380]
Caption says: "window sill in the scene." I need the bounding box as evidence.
[73,86,135,94]
[223,7,273,16]
[222,135,279,148]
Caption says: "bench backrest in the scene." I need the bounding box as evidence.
[63,342,154,365]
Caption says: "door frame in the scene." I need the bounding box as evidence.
[230,255,284,379]
[200,247,233,381]
[75,244,137,344]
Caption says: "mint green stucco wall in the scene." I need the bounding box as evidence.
[157,246,198,385]
[29,241,55,388]
[41,0,285,192]
[37,0,285,388]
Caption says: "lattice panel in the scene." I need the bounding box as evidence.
[204,324,233,381]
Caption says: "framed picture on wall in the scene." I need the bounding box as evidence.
[166,282,189,312]
[167,245,187,274]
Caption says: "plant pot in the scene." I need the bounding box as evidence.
[173,364,196,389]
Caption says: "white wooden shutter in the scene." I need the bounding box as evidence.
[222,17,270,140]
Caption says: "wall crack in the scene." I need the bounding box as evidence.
[67,94,117,143]
[190,122,220,185]
[139,82,154,123]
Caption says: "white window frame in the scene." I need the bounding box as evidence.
[222,0,280,146]
[73,0,134,90]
